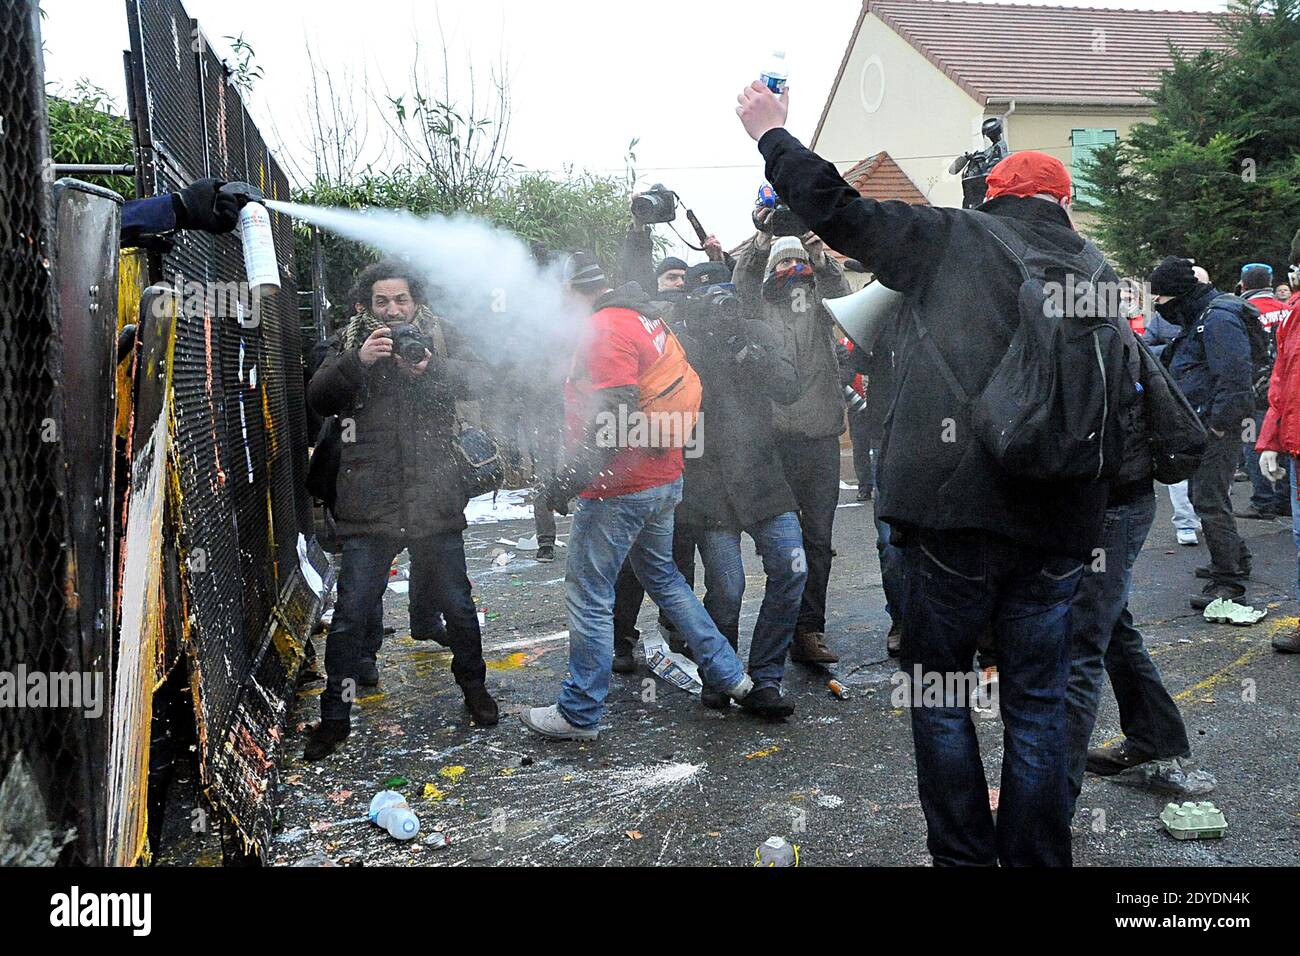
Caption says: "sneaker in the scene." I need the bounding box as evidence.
[886,622,902,658]
[1190,581,1246,611]
[1175,529,1199,546]
[1272,623,1300,653]
[612,634,637,674]
[739,685,795,720]
[789,630,839,664]
[462,681,499,726]
[520,704,599,741]
[536,544,556,563]
[1086,740,1156,776]
[304,718,350,761]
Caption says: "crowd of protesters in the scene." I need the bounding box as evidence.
[274,78,1300,867]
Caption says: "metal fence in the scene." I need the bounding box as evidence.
[124,0,319,857]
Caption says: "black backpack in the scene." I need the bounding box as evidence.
[1200,295,1270,410]
[964,214,1130,482]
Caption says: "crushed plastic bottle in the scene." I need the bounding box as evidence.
[754,836,799,867]
[369,790,420,840]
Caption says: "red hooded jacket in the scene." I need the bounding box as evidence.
[1256,302,1300,455]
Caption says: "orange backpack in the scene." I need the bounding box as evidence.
[638,326,701,450]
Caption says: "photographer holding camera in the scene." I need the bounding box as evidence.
[620,184,733,305]
[733,199,850,666]
[304,260,498,760]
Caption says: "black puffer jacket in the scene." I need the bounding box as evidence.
[678,319,800,529]
[307,312,486,539]
[760,128,1110,558]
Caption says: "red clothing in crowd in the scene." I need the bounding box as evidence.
[839,336,865,398]
[1257,302,1300,456]
[565,304,683,499]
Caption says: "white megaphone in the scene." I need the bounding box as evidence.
[822,280,905,353]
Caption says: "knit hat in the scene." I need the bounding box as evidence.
[765,236,810,277]
[655,256,688,278]
[563,250,607,291]
[1149,256,1198,298]
[685,261,732,290]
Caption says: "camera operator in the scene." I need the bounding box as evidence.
[733,208,849,666]
[674,281,805,716]
[304,259,498,760]
[738,81,1115,867]
[620,185,732,305]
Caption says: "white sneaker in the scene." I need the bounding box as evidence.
[1176,529,1199,546]
[520,704,599,741]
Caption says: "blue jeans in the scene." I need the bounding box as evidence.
[1065,494,1189,808]
[557,478,746,727]
[696,512,806,689]
[1246,411,1289,512]
[900,528,1083,866]
[1290,457,1300,602]
[324,532,485,720]
[870,447,905,626]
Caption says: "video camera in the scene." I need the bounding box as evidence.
[387,323,434,363]
[755,184,806,238]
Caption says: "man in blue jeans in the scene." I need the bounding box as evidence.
[1065,323,1191,803]
[521,254,761,741]
[677,283,806,714]
[738,85,1114,865]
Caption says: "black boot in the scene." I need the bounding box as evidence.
[612,633,638,674]
[739,685,795,720]
[357,657,380,689]
[304,718,350,761]
[700,686,731,710]
[463,681,499,726]
[1190,581,1246,610]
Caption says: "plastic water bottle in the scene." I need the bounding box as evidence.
[760,50,788,95]
[368,790,420,840]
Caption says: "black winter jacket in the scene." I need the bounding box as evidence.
[307,315,486,540]
[759,128,1109,558]
[678,320,800,530]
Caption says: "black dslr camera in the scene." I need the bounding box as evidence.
[755,202,807,238]
[631,183,678,224]
[387,323,433,363]
[685,285,743,342]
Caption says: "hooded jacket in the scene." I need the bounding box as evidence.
[1257,300,1300,456]
[307,306,486,539]
[1163,285,1255,435]
[758,128,1110,558]
[732,239,850,440]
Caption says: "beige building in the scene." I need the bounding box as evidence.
[812,1,1231,228]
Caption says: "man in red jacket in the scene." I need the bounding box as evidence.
[1256,288,1300,653]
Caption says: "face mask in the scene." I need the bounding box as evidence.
[763,262,814,302]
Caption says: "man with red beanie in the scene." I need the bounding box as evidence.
[737,83,1120,867]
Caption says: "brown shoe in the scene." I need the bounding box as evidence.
[790,630,839,664]
[1273,623,1300,654]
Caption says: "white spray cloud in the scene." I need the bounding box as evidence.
[266,200,583,365]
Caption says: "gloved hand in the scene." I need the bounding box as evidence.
[172,177,239,234]
[1260,450,1286,483]
[539,479,573,517]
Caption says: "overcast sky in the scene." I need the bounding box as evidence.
[41,0,1231,260]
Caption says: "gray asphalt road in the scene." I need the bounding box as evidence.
[268,467,1299,867]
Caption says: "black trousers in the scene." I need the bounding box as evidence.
[777,434,841,634]
[613,519,699,643]
[1189,430,1251,584]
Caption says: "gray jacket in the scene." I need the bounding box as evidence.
[732,240,850,440]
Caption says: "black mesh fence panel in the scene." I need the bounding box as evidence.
[0,0,90,865]
[125,0,317,854]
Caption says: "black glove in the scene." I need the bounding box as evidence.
[539,482,571,517]
[172,177,239,234]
